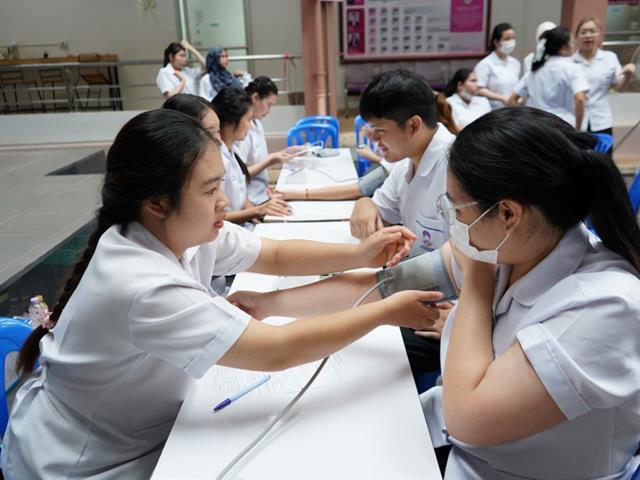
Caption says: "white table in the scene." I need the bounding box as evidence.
[276,147,358,191]
[152,222,442,480]
[264,200,355,223]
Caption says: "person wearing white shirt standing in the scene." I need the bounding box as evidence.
[573,16,637,135]
[419,106,640,479]
[211,87,291,226]
[511,27,589,130]
[155,41,205,99]
[0,109,439,480]
[237,76,305,204]
[444,68,491,130]
[474,23,521,109]
[523,21,557,75]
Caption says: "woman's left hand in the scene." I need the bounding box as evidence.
[226,290,273,320]
[358,226,417,268]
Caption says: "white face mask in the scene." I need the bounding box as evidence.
[458,88,474,101]
[499,39,516,55]
[449,204,511,264]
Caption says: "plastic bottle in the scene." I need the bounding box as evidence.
[28,295,49,328]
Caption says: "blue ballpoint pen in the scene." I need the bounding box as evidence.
[213,375,271,412]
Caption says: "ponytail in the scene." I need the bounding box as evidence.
[234,151,251,182]
[532,26,570,72]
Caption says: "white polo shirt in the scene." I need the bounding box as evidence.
[198,74,218,102]
[220,141,248,212]
[421,224,640,479]
[474,51,522,110]
[372,123,455,255]
[155,64,200,97]
[446,93,491,130]
[572,49,622,131]
[1,221,261,479]
[514,56,589,127]
[236,119,270,204]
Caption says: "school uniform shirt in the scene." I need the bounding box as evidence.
[220,141,248,212]
[474,51,522,110]
[572,49,623,131]
[446,93,491,130]
[1,220,261,479]
[421,224,640,479]
[522,52,534,75]
[198,74,217,102]
[372,123,454,255]
[236,119,270,204]
[514,56,590,128]
[155,63,200,97]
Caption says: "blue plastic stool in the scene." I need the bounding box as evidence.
[296,115,340,134]
[287,123,339,148]
[629,169,640,217]
[0,317,33,438]
[592,133,614,153]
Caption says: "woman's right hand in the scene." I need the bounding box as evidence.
[256,197,291,218]
[226,290,273,319]
[380,290,444,331]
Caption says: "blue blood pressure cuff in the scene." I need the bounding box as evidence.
[376,249,457,302]
[357,165,388,197]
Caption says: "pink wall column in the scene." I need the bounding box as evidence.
[561,0,608,34]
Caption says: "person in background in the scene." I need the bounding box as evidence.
[156,40,206,99]
[511,26,589,130]
[523,21,557,75]
[199,47,247,101]
[236,76,306,204]
[0,108,437,479]
[211,86,290,226]
[573,16,636,135]
[474,23,521,109]
[444,68,491,130]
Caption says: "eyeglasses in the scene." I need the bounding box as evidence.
[436,193,478,225]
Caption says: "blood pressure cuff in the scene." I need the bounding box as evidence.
[376,249,457,302]
[357,165,388,197]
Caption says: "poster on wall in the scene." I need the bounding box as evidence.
[343,0,488,60]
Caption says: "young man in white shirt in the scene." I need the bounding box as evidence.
[350,69,456,379]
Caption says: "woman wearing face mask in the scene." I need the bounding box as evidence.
[572,16,636,135]
[473,23,521,109]
[199,47,247,101]
[444,68,491,130]
[211,86,290,226]
[511,27,589,130]
[156,40,206,99]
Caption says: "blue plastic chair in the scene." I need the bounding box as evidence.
[287,123,339,148]
[593,133,614,153]
[0,317,33,438]
[629,169,640,217]
[296,115,340,134]
[354,115,374,176]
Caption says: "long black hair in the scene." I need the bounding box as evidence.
[163,42,185,67]
[532,26,571,72]
[444,68,473,98]
[211,86,253,181]
[489,23,514,51]
[17,110,215,375]
[448,106,640,271]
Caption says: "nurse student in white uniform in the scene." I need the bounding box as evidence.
[573,16,637,135]
[155,40,206,99]
[473,23,521,109]
[237,76,305,205]
[211,86,291,225]
[423,106,640,479]
[0,109,440,479]
[511,26,589,130]
[443,68,491,130]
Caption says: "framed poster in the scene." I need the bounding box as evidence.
[343,0,489,61]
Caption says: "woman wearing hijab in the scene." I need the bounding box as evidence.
[199,47,246,101]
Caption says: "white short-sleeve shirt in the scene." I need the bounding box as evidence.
[1,221,261,479]
[572,49,622,131]
[220,141,249,212]
[421,224,640,479]
[522,52,534,76]
[236,119,270,204]
[446,93,491,130]
[155,64,200,97]
[372,124,454,255]
[474,51,522,110]
[198,74,218,102]
[514,56,590,127]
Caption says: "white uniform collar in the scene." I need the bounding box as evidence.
[495,224,589,312]
[408,124,453,181]
[123,221,201,265]
[488,50,510,64]
[572,48,605,64]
